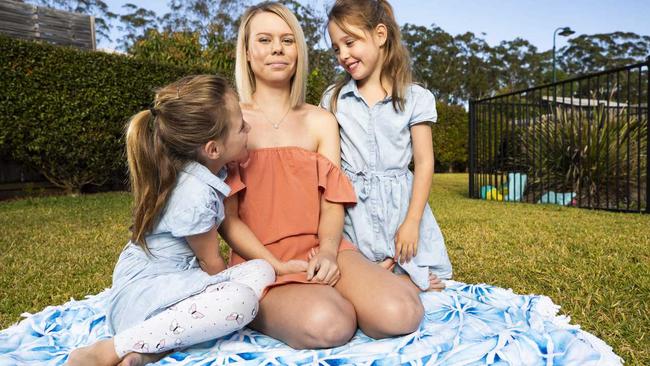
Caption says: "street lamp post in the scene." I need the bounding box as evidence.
[552,27,575,83]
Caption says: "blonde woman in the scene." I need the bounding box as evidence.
[219,1,424,349]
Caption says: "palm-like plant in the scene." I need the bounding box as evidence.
[514,104,647,209]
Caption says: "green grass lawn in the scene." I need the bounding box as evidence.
[1,174,648,364]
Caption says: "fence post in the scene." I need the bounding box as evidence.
[646,57,649,213]
[469,100,475,198]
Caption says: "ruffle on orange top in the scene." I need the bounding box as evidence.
[226,147,357,290]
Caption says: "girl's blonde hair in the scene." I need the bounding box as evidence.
[235,1,308,108]
[327,0,412,113]
[125,75,234,251]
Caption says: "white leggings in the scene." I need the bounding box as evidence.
[113,259,274,358]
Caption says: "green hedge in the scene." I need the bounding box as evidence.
[0,35,216,193]
[0,35,468,194]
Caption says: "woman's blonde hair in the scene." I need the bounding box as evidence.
[125,75,234,251]
[327,0,412,113]
[235,1,308,107]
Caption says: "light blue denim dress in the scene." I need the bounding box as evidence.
[106,162,232,334]
[321,80,453,290]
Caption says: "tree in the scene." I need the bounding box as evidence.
[160,0,246,42]
[130,30,205,66]
[432,102,469,172]
[402,23,467,104]
[559,32,650,76]
[115,3,158,51]
[456,31,495,101]
[488,38,550,93]
[119,0,334,104]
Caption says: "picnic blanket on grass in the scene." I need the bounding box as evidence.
[0,281,622,365]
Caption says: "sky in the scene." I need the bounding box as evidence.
[101,0,650,52]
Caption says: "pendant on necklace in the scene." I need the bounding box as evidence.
[272,123,280,129]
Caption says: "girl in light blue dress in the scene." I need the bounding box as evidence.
[66,75,276,366]
[321,0,453,291]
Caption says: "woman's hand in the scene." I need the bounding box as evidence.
[394,218,420,264]
[274,259,309,276]
[306,248,340,286]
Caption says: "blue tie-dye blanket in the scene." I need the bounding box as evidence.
[0,281,622,365]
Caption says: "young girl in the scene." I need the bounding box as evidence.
[66,75,275,366]
[320,0,453,291]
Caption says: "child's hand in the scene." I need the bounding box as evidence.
[275,259,309,276]
[394,218,419,264]
[307,249,340,286]
[427,273,445,292]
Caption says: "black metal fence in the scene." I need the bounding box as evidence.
[469,60,649,213]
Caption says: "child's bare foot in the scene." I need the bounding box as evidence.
[378,258,396,271]
[117,352,167,366]
[66,339,120,366]
[427,273,445,292]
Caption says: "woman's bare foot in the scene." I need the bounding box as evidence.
[66,339,121,366]
[117,352,167,366]
[427,273,445,292]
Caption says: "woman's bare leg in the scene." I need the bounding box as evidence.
[393,272,445,292]
[249,283,357,349]
[335,250,424,339]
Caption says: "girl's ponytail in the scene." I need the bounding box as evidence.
[125,109,176,250]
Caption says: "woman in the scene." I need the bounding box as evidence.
[218,1,424,349]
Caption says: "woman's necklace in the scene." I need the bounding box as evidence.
[254,102,291,129]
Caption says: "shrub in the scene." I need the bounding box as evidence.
[0,35,215,194]
[514,105,647,208]
[1,34,466,193]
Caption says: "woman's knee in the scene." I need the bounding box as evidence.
[294,299,357,349]
[363,292,424,338]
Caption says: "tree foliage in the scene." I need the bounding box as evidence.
[115,3,158,50]
[15,0,650,176]
[26,0,650,104]
[432,102,468,172]
[559,32,650,76]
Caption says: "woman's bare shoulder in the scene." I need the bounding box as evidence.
[299,103,338,128]
[298,104,339,156]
